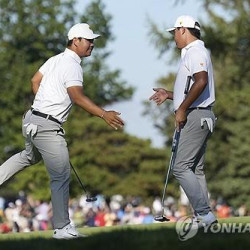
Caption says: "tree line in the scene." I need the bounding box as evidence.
[147,0,250,208]
[0,0,249,210]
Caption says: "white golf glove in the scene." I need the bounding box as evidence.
[24,123,38,137]
[201,118,214,133]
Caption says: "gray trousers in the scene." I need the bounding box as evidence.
[0,110,71,229]
[173,108,216,215]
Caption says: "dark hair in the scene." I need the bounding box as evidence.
[187,22,201,39]
[67,37,83,47]
[67,40,73,46]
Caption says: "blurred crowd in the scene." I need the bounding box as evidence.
[0,190,249,233]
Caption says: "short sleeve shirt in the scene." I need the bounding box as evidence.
[32,48,83,123]
[173,40,215,111]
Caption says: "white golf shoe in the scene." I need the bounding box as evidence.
[53,223,86,239]
[197,211,218,228]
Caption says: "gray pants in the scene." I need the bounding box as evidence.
[173,109,216,215]
[0,110,71,229]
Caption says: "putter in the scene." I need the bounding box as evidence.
[154,129,181,222]
[70,162,97,202]
[155,76,191,222]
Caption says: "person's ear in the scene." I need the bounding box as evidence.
[181,27,186,35]
[73,38,78,47]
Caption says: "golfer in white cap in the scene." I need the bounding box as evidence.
[150,15,217,227]
[0,23,124,239]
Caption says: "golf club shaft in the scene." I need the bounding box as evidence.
[160,156,172,206]
[161,130,180,207]
[70,162,88,194]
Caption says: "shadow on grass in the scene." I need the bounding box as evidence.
[1,226,250,250]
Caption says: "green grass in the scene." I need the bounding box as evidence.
[0,217,250,250]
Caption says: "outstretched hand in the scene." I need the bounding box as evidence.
[101,111,124,130]
[149,88,170,105]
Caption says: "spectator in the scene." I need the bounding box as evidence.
[216,202,232,218]
[85,208,96,227]
[4,202,20,232]
[35,200,50,230]
[142,207,154,224]
[94,207,106,227]
[237,204,248,217]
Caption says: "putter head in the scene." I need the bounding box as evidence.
[154,215,170,222]
[86,196,97,202]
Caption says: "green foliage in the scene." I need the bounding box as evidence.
[65,115,168,204]
[147,0,250,209]
[0,0,167,205]
[80,0,134,106]
[202,0,250,208]
[0,0,77,160]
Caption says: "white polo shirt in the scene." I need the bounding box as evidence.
[32,48,83,123]
[173,40,215,111]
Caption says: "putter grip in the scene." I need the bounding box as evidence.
[184,76,192,95]
[171,131,180,152]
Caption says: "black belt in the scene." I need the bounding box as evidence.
[188,106,212,111]
[31,109,61,125]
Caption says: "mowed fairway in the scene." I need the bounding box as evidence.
[0,217,250,250]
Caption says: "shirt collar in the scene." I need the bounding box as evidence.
[181,40,205,58]
[64,48,82,64]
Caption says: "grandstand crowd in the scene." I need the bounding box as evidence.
[0,190,248,233]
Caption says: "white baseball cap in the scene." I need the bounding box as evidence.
[166,15,200,33]
[67,23,100,40]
